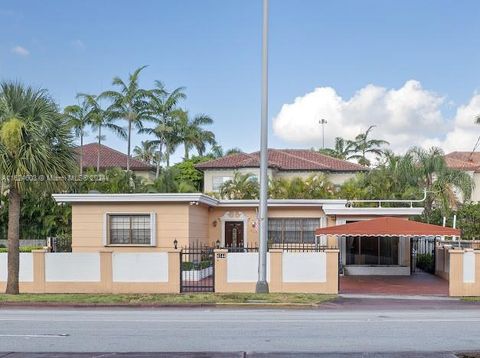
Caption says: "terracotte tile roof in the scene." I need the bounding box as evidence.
[75,143,153,171]
[195,149,367,172]
[315,217,461,237]
[444,151,480,172]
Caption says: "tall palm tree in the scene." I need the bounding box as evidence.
[177,111,216,159]
[219,172,259,199]
[0,82,77,294]
[406,146,474,221]
[348,125,389,166]
[63,99,91,175]
[141,82,186,177]
[319,137,355,160]
[133,140,156,164]
[80,94,126,172]
[100,66,151,172]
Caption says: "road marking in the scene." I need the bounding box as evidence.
[0,333,69,338]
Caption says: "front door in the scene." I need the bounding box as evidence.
[225,221,244,248]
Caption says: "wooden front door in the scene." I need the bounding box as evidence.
[225,221,244,248]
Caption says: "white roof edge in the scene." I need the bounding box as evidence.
[323,207,424,216]
[52,193,219,206]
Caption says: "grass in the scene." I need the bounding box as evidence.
[0,293,336,306]
[462,297,480,302]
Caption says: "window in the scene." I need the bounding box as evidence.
[268,218,321,244]
[212,176,233,191]
[109,214,151,245]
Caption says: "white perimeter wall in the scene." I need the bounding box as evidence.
[282,252,327,283]
[113,253,168,282]
[45,253,100,282]
[0,253,34,282]
[227,253,270,283]
[463,251,476,283]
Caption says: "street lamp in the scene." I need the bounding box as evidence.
[256,0,269,293]
[319,118,327,149]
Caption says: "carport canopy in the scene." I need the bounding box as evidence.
[315,216,461,237]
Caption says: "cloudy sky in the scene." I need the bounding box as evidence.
[1,0,480,160]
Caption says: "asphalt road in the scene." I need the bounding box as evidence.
[0,301,479,354]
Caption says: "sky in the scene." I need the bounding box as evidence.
[1,0,480,162]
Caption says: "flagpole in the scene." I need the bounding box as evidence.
[256,0,269,293]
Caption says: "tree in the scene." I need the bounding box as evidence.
[133,141,156,165]
[0,82,77,294]
[406,147,474,221]
[219,172,259,199]
[176,111,216,160]
[100,66,151,172]
[80,94,126,172]
[475,114,480,124]
[269,174,334,199]
[63,99,91,175]
[347,125,389,166]
[318,137,354,160]
[141,82,186,176]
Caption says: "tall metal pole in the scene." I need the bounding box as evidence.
[256,0,269,293]
[319,119,327,149]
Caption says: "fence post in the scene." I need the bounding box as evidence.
[269,249,283,292]
[168,249,181,293]
[213,249,228,293]
[448,249,464,296]
[325,249,340,294]
[32,249,46,293]
[100,250,113,293]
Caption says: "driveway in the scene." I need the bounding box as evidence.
[340,272,449,295]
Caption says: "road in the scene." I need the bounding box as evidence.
[0,300,479,354]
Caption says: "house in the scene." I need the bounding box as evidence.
[195,149,367,193]
[52,193,424,276]
[444,151,480,202]
[76,143,155,180]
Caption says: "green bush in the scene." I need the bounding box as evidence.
[416,253,434,272]
[181,261,212,271]
[0,246,43,253]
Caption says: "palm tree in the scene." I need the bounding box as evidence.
[100,66,151,172]
[63,99,91,175]
[225,147,243,156]
[406,147,474,221]
[348,125,389,166]
[133,140,156,164]
[80,94,126,172]
[219,172,259,199]
[475,114,480,124]
[319,137,355,160]
[141,82,186,177]
[0,81,77,294]
[176,111,216,160]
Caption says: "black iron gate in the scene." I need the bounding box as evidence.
[180,244,215,292]
[411,237,436,274]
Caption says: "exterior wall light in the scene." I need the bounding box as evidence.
[173,239,178,249]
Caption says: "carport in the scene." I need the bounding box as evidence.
[315,217,460,295]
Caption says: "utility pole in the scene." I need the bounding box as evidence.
[256,0,269,293]
[319,118,327,149]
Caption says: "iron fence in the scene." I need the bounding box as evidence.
[180,243,215,293]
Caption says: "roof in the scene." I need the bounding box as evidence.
[445,151,480,172]
[52,193,424,216]
[315,217,460,237]
[195,149,367,172]
[75,143,154,171]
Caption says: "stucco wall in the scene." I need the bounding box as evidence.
[471,172,480,202]
[203,168,273,193]
[188,204,210,246]
[71,202,190,252]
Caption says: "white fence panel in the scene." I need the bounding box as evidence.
[463,251,476,283]
[227,253,270,283]
[112,253,168,283]
[282,252,327,283]
[45,253,101,282]
[0,253,34,282]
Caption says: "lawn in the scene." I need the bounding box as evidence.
[462,297,480,302]
[0,293,336,306]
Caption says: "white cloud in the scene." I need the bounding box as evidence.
[273,80,480,154]
[71,39,86,51]
[11,45,29,57]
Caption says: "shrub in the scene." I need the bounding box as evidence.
[416,253,434,272]
[0,246,43,253]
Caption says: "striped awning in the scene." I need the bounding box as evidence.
[315,217,460,237]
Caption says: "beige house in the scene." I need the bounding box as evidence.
[53,193,423,276]
[445,151,480,202]
[195,149,367,193]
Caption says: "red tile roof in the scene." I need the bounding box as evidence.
[444,151,480,172]
[75,143,153,171]
[315,217,460,237]
[195,149,367,172]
